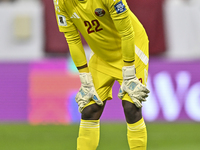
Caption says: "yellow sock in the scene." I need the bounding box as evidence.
[77,119,100,150]
[127,118,147,150]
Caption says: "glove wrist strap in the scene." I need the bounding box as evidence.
[122,65,136,79]
[79,72,93,85]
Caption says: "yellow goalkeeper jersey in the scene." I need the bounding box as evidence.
[54,0,149,78]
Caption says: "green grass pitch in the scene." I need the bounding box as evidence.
[0,122,199,150]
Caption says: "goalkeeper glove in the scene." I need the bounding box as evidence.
[75,72,103,112]
[118,65,150,108]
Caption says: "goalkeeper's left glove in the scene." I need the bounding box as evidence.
[118,65,150,108]
[75,72,103,113]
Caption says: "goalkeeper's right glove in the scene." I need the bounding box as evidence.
[75,72,103,113]
[118,65,150,108]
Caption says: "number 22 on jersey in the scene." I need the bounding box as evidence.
[84,20,103,34]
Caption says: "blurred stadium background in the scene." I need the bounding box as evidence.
[0,0,200,149]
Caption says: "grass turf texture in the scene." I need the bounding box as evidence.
[0,122,199,150]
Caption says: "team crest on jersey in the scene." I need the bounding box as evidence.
[114,1,126,14]
[95,8,105,17]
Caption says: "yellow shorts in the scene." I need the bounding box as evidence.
[84,64,149,107]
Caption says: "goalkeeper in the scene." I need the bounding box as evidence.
[54,0,150,149]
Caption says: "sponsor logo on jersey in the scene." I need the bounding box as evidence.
[70,12,80,19]
[57,15,67,26]
[114,1,126,14]
[95,8,105,17]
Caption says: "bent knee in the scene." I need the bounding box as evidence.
[81,102,106,120]
[122,101,142,123]
[123,101,140,112]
